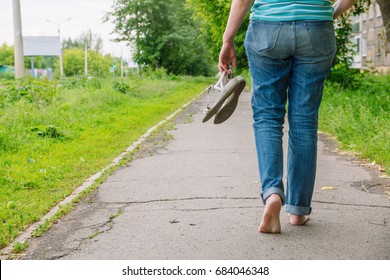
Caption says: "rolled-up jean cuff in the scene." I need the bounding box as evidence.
[261,187,285,205]
[284,204,312,215]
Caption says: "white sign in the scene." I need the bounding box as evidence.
[23,36,61,56]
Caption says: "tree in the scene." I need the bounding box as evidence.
[24,56,57,70]
[187,0,250,71]
[105,0,211,75]
[377,0,390,43]
[62,37,83,50]
[331,1,370,66]
[57,48,113,77]
[0,43,14,66]
[79,29,104,53]
[62,29,104,53]
[58,49,85,76]
[88,52,113,77]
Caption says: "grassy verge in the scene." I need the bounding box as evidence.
[320,74,390,173]
[0,75,212,248]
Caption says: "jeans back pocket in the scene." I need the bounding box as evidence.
[304,22,336,56]
[245,21,283,55]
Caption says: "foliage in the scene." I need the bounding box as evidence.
[334,0,370,66]
[141,67,168,79]
[57,49,113,77]
[112,79,139,94]
[377,0,390,43]
[11,240,28,253]
[32,125,67,140]
[58,75,88,89]
[327,64,363,89]
[106,0,212,76]
[0,43,14,66]
[320,74,390,173]
[328,0,371,87]
[62,29,104,53]
[0,70,15,81]
[58,76,105,91]
[0,77,57,107]
[187,0,250,71]
[58,49,84,76]
[24,56,56,71]
[87,52,113,77]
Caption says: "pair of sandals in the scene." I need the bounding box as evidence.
[202,71,246,125]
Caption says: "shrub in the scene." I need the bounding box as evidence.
[2,77,57,106]
[31,125,68,140]
[327,64,363,89]
[141,67,168,80]
[58,75,88,90]
[112,80,139,95]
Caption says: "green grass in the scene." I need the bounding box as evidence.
[11,240,28,253]
[320,74,390,173]
[0,76,212,249]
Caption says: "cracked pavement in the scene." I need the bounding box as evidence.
[22,91,390,260]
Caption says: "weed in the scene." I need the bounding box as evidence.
[109,210,124,222]
[59,75,88,90]
[112,80,139,95]
[1,77,57,107]
[11,240,28,253]
[32,125,67,140]
[88,231,103,239]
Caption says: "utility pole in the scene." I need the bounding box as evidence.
[46,18,71,76]
[12,0,24,79]
[85,42,88,76]
[373,0,377,67]
[121,49,124,78]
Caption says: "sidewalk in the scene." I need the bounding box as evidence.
[22,90,389,260]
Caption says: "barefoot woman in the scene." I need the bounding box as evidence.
[218,0,357,233]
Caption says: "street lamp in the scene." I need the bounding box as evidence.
[45,18,71,76]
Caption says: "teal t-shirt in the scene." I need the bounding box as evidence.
[250,0,334,21]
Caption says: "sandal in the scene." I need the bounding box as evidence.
[214,75,246,124]
[202,72,246,124]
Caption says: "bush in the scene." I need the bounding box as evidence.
[31,125,68,140]
[112,79,139,95]
[327,64,363,89]
[141,67,168,80]
[58,76,104,90]
[58,75,88,90]
[0,77,57,107]
[0,71,15,80]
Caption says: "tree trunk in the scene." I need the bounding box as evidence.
[377,0,390,43]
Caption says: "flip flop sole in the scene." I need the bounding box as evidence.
[213,77,246,124]
[202,78,238,123]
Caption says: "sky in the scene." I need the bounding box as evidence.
[0,0,132,60]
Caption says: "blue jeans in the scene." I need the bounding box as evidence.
[244,20,336,215]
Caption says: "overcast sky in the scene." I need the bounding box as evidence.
[0,0,131,59]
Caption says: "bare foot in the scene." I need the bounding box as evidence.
[259,194,282,234]
[288,214,310,225]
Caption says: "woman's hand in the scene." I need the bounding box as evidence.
[218,41,237,73]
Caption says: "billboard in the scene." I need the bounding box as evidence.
[23,36,61,56]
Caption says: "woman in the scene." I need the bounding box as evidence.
[219,0,357,233]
